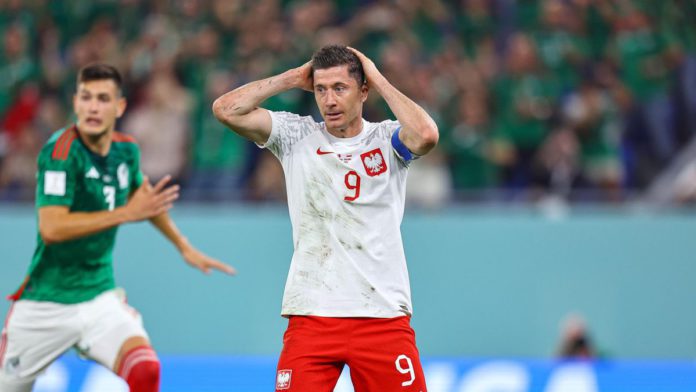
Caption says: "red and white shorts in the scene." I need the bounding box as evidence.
[276,315,427,392]
[0,289,148,385]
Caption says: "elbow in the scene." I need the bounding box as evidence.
[213,95,246,127]
[423,124,439,149]
[212,95,240,123]
[415,124,439,154]
[211,97,227,122]
[39,225,61,245]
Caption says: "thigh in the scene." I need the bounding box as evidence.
[0,301,81,382]
[76,289,149,370]
[0,376,34,392]
[348,317,427,392]
[275,316,345,392]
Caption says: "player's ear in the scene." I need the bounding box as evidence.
[360,83,369,103]
[116,97,127,118]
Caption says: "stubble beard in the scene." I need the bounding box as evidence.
[78,123,111,144]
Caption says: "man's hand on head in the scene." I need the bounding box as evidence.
[347,47,383,87]
[294,61,314,92]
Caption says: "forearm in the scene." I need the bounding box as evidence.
[149,213,190,253]
[40,207,131,244]
[213,69,301,119]
[212,68,305,143]
[370,75,439,155]
[150,212,235,275]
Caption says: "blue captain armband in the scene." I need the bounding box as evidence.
[391,127,419,163]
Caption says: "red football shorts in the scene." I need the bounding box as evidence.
[275,315,427,392]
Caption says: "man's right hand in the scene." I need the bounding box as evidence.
[212,61,310,145]
[293,61,314,92]
[125,175,179,222]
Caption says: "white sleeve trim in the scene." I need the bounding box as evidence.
[255,109,279,150]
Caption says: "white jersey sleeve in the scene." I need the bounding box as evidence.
[260,111,413,318]
[261,111,319,159]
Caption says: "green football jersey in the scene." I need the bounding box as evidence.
[11,125,143,304]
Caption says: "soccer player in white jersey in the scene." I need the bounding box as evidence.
[213,45,438,391]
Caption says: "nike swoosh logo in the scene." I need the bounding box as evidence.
[316,148,334,155]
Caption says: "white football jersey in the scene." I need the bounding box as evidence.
[261,110,413,318]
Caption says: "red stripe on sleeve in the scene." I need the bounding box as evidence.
[51,126,78,160]
[58,132,77,160]
[51,129,71,160]
[113,132,136,143]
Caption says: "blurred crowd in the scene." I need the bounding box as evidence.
[0,0,695,206]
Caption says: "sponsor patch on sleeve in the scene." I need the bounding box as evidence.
[44,170,66,196]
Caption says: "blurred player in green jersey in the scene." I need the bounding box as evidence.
[0,64,235,392]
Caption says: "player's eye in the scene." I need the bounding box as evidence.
[98,95,111,102]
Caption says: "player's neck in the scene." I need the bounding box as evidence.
[76,126,114,156]
[327,117,363,139]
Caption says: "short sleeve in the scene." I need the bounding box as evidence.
[371,119,401,141]
[374,120,412,166]
[130,145,144,191]
[259,111,319,159]
[35,148,79,208]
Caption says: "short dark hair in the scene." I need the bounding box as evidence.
[77,63,123,94]
[311,45,365,86]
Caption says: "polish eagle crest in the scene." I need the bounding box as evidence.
[360,148,387,176]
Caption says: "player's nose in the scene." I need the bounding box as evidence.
[323,90,337,105]
[87,99,99,112]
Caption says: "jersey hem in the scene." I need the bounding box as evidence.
[18,285,115,305]
[281,310,412,318]
[36,200,73,208]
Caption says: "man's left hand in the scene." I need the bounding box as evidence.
[183,247,236,275]
[348,47,383,87]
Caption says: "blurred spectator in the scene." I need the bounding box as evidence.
[607,6,681,187]
[0,123,40,200]
[673,159,696,204]
[0,0,694,205]
[0,23,36,116]
[560,70,624,199]
[536,126,579,199]
[245,150,286,202]
[1,83,40,143]
[669,1,696,142]
[122,67,191,183]
[456,0,496,59]
[125,14,181,83]
[186,70,249,201]
[405,149,452,209]
[556,313,597,359]
[34,95,68,136]
[492,33,560,194]
[533,0,591,92]
[443,91,499,193]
